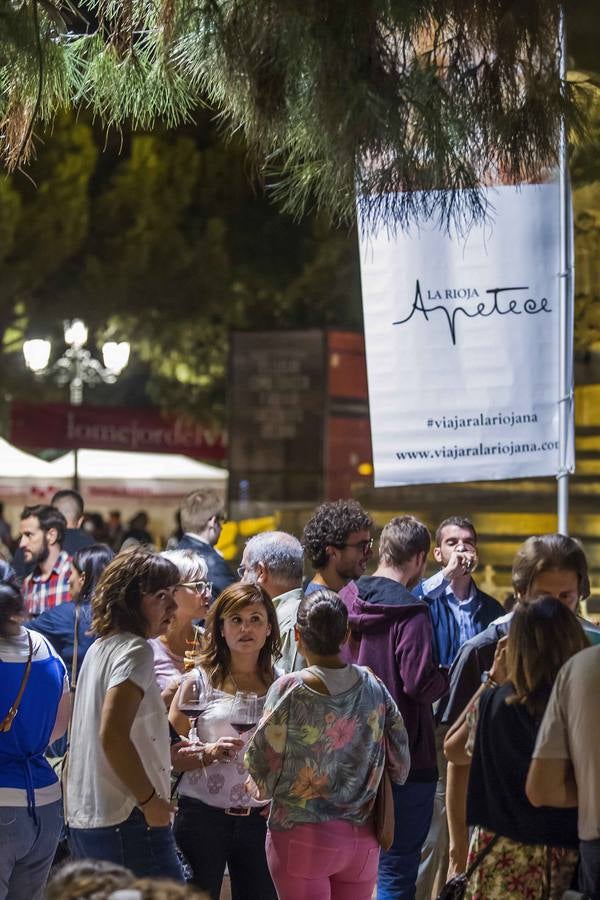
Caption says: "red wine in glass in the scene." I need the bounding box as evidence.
[230,691,259,740]
[231,720,258,735]
[178,671,213,719]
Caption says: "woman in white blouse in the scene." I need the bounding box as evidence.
[66,547,182,880]
[169,582,281,900]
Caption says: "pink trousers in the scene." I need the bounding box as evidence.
[266,819,380,900]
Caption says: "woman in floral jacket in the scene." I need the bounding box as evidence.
[246,589,410,900]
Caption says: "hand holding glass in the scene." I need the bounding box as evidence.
[230,691,259,736]
[178,670,213,746]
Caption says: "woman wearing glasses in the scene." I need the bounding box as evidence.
[150,550,212,706]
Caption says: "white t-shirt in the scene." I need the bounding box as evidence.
[66,632,171,828]
[533,644,600,842]
[0,628,69,807]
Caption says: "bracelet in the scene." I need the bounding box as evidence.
[138,787,156,807]
[481,671,499,689]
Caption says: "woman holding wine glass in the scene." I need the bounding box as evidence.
[169,582,281,900]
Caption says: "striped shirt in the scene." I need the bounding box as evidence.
[23,551,71,616]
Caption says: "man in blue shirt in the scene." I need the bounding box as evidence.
[415,516,502,900]
[416,516,503,668]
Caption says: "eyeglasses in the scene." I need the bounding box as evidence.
[237,565,248,579]
[337,538,374,554]
[178,580,213,595]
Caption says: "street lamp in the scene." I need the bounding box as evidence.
[23,319,131,488]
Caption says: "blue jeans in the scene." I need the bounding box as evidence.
[580,838,600,899]
[0,800,63,900]
[174,796,277,900]
[69,806,183,881]
[377,780,436,900]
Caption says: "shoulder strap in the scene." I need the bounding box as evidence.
[464,833,500,880]
[0,630,34,732]
[71,604,80,690]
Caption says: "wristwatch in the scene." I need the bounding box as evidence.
[481,670,498,688]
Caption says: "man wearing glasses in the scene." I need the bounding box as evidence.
[176,489,234,600]
[301,499,373,603]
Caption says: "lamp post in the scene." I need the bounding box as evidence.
[23,319,130,489]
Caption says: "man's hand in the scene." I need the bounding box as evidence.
[140,794,178,827]
[442,547,477,581]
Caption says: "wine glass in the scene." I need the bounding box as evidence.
[230,691,259,737]
[178,670,213,746]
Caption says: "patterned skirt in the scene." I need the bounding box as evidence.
[464,826,579,900]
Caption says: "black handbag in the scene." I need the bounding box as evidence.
[436,834,500,900]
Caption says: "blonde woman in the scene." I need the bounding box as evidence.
[150,549,211,705]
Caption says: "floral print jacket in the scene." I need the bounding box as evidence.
[245,667,410,830]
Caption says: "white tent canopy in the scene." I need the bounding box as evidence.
[0,437,57,486]
[0,439,227,499]
[48,448,227,483]
[46,448,227,500]
[0,440,228,541]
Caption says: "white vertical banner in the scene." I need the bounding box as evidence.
[359,182,574,487]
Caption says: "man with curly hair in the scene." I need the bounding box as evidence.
[301,499,373,598]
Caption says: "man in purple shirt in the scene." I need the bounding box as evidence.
[344,515,449,900]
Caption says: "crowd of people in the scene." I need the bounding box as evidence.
[0,488,599,900]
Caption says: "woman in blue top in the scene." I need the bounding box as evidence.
[29,543,115,682]
[0,581,70,900]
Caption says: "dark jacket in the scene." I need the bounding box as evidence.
[62,528,94,556]
[345,576,450,781]
[416,578,504,667]
[28,600,96,681]
[177,533,235,599]
[440,617,510,727]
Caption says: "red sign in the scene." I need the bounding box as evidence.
[10,402,227,460]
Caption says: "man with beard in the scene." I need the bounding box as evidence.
[301,499,373,609]
[19,505,71,617]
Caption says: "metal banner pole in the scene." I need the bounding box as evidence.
[557,4,573,535]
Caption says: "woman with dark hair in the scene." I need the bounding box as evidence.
[29,543,114,681]
[169,582,282,900]
[245,589,410,900]
[0,581,70,900]
[66,547,182,879]
[444,595,589,898]
[444,534,600,878]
